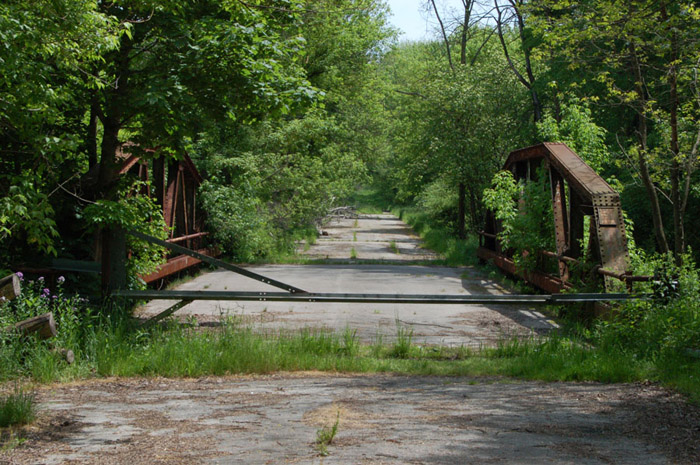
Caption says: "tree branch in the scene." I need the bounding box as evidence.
[494,1,530,89]
[429,0,454,71]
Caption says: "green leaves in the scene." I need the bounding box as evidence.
[483,167,555,272]
[82,182,168,289]
[0,179,59,256]
[537,100,608,171]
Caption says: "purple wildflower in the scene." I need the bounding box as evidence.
[38,276,44,282]
[57,276,65,284]
[42,288,51,297]
[16,272,23,281]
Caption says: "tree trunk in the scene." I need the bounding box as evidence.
[457,182,466,239]
[96,34,133,195]
[459,2,472,66]
[513,3,542,122]
[665,6,684,262]
[468,187,479,231]
[430,0,453,71]
[101,227,127,296]
[495,0,542,123]
[638,144,669,254]
[630,41,669,254]
[87,95,99,169]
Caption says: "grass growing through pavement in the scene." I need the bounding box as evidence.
[315,411,340,456]
[0,307,698,404]
[389,240,400,254]
[87,320,696,403]
[0,388,36,428]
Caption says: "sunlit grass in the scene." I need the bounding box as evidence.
[1,313,699,404]
[393,206,479,266]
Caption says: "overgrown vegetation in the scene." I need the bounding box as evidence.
[1,280,698,403]
[315,411,340,456]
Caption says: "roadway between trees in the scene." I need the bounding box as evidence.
[138,213,557,346]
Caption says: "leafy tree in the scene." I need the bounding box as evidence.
[0,0,120,256]
[379,29,529,235]
[89,0,315,197]
[528,0,700,260]
[537,99,608,171]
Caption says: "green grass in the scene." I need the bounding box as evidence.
[390,320,413,358]
[0,312,699,404]
[350,247,357,259]
[389,240,400,254]
[392,206,480,267]
[316,411,339,456]
[0,388,37,428]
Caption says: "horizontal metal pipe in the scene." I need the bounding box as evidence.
[597,268,652,282]
[478,231,498,239]
[539,250,580,264]
[166,232,209,244]
[113,290,649,304]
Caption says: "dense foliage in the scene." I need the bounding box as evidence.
[0,0,394,271]
[0,0,699,401]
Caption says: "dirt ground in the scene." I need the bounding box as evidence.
[2,374,699,465]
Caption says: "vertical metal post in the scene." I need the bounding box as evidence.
[549,168,569,282]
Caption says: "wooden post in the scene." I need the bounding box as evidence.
[7,313,58,340]
[101,227,127,296]
[0,273,21,301]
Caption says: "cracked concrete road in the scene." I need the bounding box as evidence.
[4,374,698,465]
[137,214,557,345]
[298,214,438,261]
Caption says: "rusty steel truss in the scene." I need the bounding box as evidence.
[118,147,217,283]
[477,142,647,293]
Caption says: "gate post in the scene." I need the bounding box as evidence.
[101,227,127,296]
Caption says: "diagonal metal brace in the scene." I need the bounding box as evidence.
[127,230,306,294]
[140,299,193,328]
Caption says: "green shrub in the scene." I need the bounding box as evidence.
[199,181,277,261]
[483,167,556,272]
[593,254,700,359]
[82,180,168,289]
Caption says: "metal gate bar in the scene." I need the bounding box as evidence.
[114,289,649,304]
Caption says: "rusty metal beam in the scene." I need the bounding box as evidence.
[141,248,218,284]
[166,232,209,244]
[476,247,571,294]
[140,299,193,328]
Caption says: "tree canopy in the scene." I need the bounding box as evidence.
[2,0,700,274]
